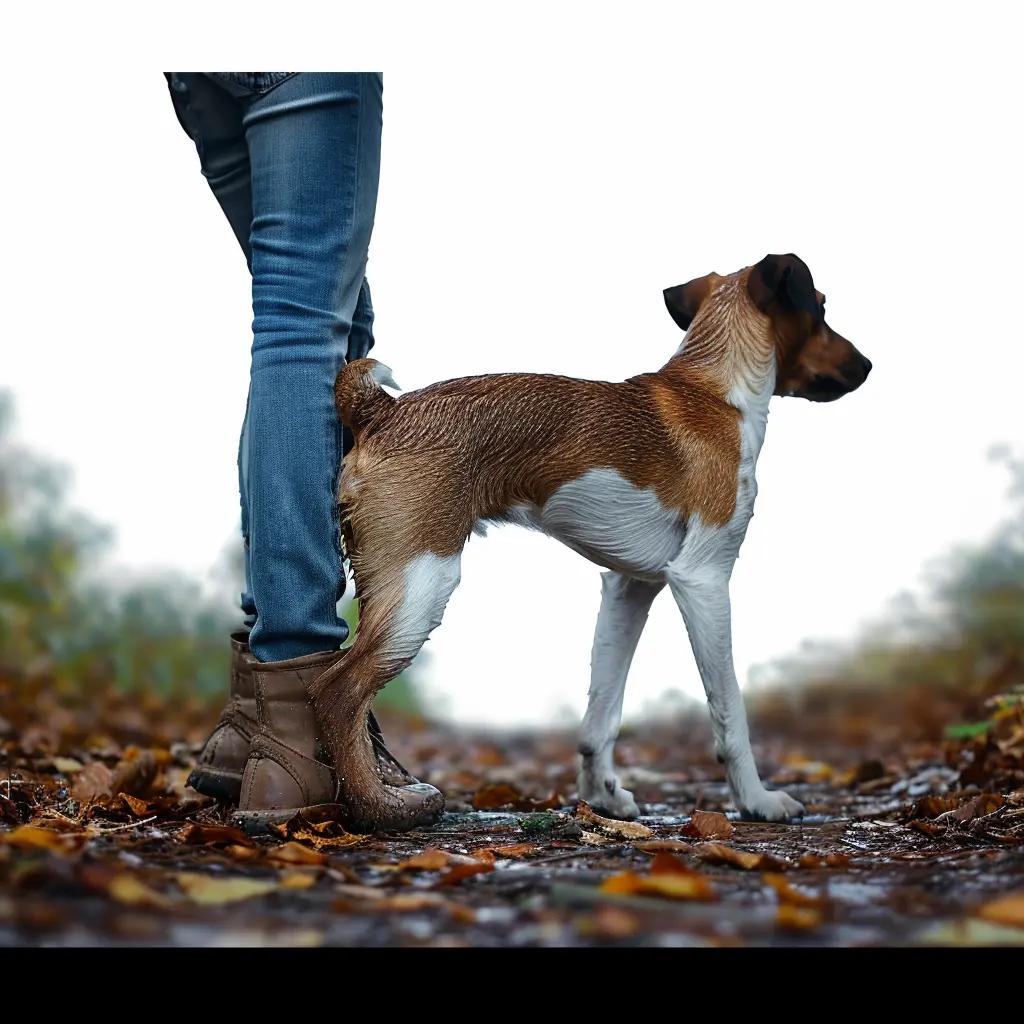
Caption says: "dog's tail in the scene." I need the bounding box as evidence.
[335,358,400,435]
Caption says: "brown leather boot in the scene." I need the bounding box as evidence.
[230,650,444,835]
[186,631,258,802]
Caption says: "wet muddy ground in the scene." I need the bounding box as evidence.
[2,688,1023,947]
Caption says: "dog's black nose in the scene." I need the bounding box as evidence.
[861,355,872,377]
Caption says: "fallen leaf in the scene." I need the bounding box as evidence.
[649,852,696,876]
[0,824,88,855]
[79,864,172,908]
[179,824,255,848]
[599,869,717,901]
[51,757,84,774]
[574,801,655,839]
[683,809,733,839]
[70,762,115,803]
[176,873,277,905]
[776,903,823,931]
[977,891,1024,928]
[397,848,454,871]
[435,860,494,887]
[472,784,562,812]
[278,871,318,890]
[913,795,961,818]
[109,748,161,798]
[796,853,851,869]
[224,844,263,861]
[635,839,694,854]
[269,814,367,850]
[579,830,614,845]
[694,842,790,872]
[763,872,825,908]
[265,842,327,867]
[487,843,539,859]
[116,792,151,817]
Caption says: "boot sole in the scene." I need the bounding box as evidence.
[230,803,349,837]
[187,767,243,804]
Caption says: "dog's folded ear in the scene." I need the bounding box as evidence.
[748,254,820,319]
[663,272,724,331]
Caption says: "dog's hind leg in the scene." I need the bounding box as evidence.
[309,545,463,832]
[664,560,805,823]
[577,571,664,820]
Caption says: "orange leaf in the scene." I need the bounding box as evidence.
[763,872,825,908]
[693,842,764,870]
[179,824,255,848]
[224,844,263,861]
[683,809,732,839]
[117,792,151,817]
[776,903,823,931]
[635,839,694,854]
[265,842,327,866]
[1,824,87,856]
[649,852,697,876]
[373,893,477,923]
[977,891,1024,928]
[435,860,494,887]
[397,848,452,871]
[472,784,562,812]
[600,869,717,901]
[278,871,318,890]
[487,844,539,859]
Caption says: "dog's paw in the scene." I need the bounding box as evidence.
[578,775,640,820]
[738,789,805,823]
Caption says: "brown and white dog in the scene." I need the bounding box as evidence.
[310,254,872,830]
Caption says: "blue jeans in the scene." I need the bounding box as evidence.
[166,72,383,662]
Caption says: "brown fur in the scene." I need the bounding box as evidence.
[313,254,871,830]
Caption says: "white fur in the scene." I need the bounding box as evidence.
[484,469,686,581]
[387,552,461,664]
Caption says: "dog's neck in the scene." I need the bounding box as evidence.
[662,271,776,466]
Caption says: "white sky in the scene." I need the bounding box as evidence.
[2,4,1022,726]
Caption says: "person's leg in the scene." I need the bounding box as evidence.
[164,72,258,628]
[241,72,382,662]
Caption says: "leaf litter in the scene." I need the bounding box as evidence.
[2,669,1024,947]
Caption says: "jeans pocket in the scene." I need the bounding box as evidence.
[209,72,298,98]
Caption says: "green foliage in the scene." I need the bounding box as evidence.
[0,390,426,714]
[750,444,1024,713]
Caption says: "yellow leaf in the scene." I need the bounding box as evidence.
[265,842,327,866]
[776,903,823,931]
[176,873,277,905]
[278,871,318,890]
[1,825,87,856]
[977,891,1024,929]
[52,757,84,774]
[599,869,717,901]
[108,873,172,909]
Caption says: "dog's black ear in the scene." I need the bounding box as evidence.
[663,273,723,331]
[748,254,820,319]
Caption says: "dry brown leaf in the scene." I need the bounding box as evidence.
[70,762,115,803]
[176,873,277,905]
[224,843,263,861]
[397,848,453,871]
[1,824,88,856]
[977,891,1024,928]
[649,851,697,876]
[574,801,655,839]
[796,853,851,869]
[289,822,366,851]
[116,792,151,817]
[914,795,961,818]
[635,839,694,855]
[600,869,717,902]
[472,784,562,812]
[265,842,327,867]
[179,824,255,848]
[694,842,789,872]
[683,809,733,839]
[51,757,84,774]
[763,872,826,908]
[109,748,161,798]
[435,860,494,887]
[579,830,614,846]
[487,843,539,859]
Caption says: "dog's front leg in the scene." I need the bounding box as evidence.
[665,562,804,823]
[577,571,664,820]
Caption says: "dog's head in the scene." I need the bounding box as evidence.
[663,254,872,402]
